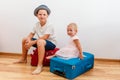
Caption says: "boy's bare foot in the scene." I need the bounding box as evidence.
[32,65,43,75]
[13,59,27,64]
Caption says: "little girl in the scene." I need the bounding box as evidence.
[47,23,83,59]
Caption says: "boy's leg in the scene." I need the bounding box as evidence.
[32,39,46,74]
[13,38,28,63]
[32,39,56,74]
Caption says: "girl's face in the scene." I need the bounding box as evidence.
[67,26,77,37]
[36,9,48,24]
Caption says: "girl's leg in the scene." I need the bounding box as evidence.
[32,39,46,75]
[14,38,28,63]
[46,54,56,59]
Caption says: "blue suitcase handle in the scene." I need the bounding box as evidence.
[86,64,93,69]
[53,68,65,77]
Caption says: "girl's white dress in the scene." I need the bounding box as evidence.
[56,35,80,59]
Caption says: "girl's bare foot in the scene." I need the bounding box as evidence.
[32,65,43,75]
[46,55,54,59]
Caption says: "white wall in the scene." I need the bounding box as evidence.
[0,0,120,59]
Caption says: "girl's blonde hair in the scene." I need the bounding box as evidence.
[67,23,78,32]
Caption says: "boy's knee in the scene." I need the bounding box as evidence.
[22,37,27,43]
[37,39,46,47]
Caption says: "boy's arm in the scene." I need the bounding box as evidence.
[25,32,35,43]
[27,32,35,39]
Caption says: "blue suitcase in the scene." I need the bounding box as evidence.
[50,52,94,79]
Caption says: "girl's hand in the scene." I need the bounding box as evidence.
[79,54,83,60]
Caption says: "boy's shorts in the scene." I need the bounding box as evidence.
[32,38,56,50]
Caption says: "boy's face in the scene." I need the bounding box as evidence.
[36,9,48,23]
[67,26,77,37]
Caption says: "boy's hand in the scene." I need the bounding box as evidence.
[25,41,32,49]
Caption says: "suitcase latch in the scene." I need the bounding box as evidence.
[72,65,76,69]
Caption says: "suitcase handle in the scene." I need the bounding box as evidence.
[53,68,65,77]
[86,64,93,69]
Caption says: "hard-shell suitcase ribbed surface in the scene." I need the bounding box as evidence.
[50,52,94,79]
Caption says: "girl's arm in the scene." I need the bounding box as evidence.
[73,39,83,59]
